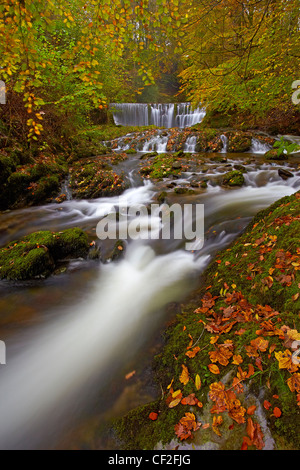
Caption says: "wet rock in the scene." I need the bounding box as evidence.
[264,149,287,160]
[227,132,252,152]
[172,161,182,169]
[157,191,168,204]
[278,168,293,179]
[210,156,227,163]
[174,187,195,195]
[233,164,247,172]
[139,152,158,160]
[101,240,125,263]
[0,228,89,280]
[222,170,245,187]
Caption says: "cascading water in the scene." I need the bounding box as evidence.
[111,103,206,128]
[183,135,197,153]
[249,138,271,154]
[220,134,228,153]
[0,144,299,449]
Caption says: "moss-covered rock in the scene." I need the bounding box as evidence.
[139,154,188,180]
[70,159,128,199]
[227,132,252,152]
[0,228,89,280]
[0,155,68,210]
[264,149,287,160]
[222,170,245,187]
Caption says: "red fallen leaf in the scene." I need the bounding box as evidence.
[255,357,263,371]
[241,436,250,450]
[272,407,282,418]
[181,393,198,406]
[149,412,158,421]
[246,417,264,449]
[247,405,257,415]
[247,364,255,378]
[273,394,279,399]
[216,259,222,264]
[263,400,272,410]
[235,328,246,336]
[229,423,234,430]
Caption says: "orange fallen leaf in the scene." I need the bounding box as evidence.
[179,364,190,385]
[125,370,136,380]
[263,400,272,410]
[212,415,223,436]
[208,364,220,374]
[149,412,158,421]
[247,405,256,415]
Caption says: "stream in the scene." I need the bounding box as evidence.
[0,144,299,449]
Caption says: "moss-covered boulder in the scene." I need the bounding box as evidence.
[0,156,68,210]
[227,132,252,152]
[264,149,287,160]
[139,154,188,180]
[222,170,245,187]
[194,129,223,153]
[70,159,128,199]
[0,228,89,280]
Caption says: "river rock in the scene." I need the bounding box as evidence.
[172,161,182,169]
[264,149,287,160]
[222,170,245,187]
[0,228,89,280]
[278,168,293,179]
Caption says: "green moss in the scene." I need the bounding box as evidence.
[0,155,17,186]
[222,170,245,187]
[264,149,287,160]
[140,154,186,180]
[227,132,252,152]
[125,148,137,154]
[0,228,89,280]
[70,160,127,199]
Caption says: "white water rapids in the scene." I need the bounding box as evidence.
[0,158,299,449]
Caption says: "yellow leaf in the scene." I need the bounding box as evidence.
[179,364,189,385]
[195,374,201,391]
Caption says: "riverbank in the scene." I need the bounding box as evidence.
[114,190,300,450]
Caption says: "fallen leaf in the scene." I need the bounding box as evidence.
[212,415,223,436]
[247,405,257,415]
[179,364,190,385]
[125,370,136,380]
[185,346,200,358]
[263,400,272,410]
[272,407,282,418]
[208,364,220,374]
[149,412,158,421]
[195,374,201,391]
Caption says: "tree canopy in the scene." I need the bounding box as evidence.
[0,0,299,140]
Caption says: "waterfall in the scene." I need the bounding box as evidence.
[183,135,197,153]
[142,133,168,153]
[111,103,206,128]
[250,138,271,154]
[220,134,228,153]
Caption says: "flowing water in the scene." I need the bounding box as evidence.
[111,103,206,128]
[0,146,299,449]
